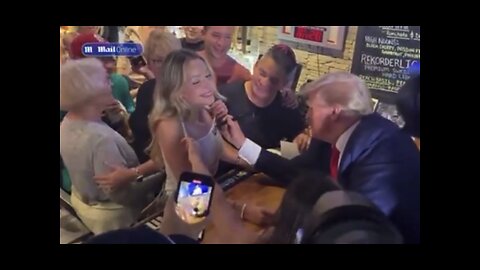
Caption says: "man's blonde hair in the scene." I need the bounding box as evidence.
[301,72,373,115]
[60,58,108,111]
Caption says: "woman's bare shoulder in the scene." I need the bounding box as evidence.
[155,117,183,141]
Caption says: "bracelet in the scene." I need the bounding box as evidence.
[240,203,247,220]
[132,166,144,182]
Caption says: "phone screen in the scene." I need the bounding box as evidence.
[175,172,214,224]
[130,55,147,68]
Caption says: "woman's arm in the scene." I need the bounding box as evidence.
[155,118,192,181]
[120,159,159,180]
[94,158,161,189]
[219,136,252,170]
[164,136,263,244]
[207,184,260,244]
[129,80,155,143]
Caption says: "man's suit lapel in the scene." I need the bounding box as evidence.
[337,114,394,183]
[338,115,375,181]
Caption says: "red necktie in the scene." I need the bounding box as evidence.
[330,145,340,180]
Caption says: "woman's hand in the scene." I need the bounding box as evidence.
[207,100,229,125]
[243,204,275,226]
[132,65,155,80]
[94,162,136,190]
[206,185,260,243]
[160,194,210,240]
[229,200,275,227]
[105,100,124,114]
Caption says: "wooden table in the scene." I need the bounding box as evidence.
[202,173,286,244]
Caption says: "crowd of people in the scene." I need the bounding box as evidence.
[60,26,420,244]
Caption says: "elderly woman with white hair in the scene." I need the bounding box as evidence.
[60,58,161,235]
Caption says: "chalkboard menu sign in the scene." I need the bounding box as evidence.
[351,26,420,103]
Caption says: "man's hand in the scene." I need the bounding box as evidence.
[220,115,246,149]
[293,133,311,153]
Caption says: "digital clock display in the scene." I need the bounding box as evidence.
[293,27,324,42]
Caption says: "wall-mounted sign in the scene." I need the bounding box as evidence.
[278,26,347,51]
[351,26,420,103]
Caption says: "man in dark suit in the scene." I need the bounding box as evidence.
[220,72,420,244]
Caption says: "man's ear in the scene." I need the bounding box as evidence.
[330,104,343,121]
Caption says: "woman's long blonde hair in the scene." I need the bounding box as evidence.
[147,49,225,165]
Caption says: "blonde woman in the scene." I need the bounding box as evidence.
[129,31,182,163]
[117,26,169,85]
[60,58,161,234]
[148,49,248,196]
[94,49,247,216]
